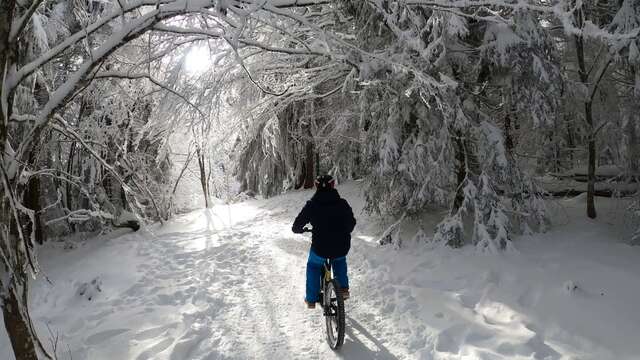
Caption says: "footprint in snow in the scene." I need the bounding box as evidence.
[134,323,179,341]
[434,326,462,354]
[169,328,209,360]
[85,328,130,345]
[455,293,480,311]
[85,309,114,322]
[136,338,174,360]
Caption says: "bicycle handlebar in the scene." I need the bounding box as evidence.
[302,227,312,233]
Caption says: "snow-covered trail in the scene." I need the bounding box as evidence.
[121,208,336,360]
[148,201,420,359]
[3,183,640,360]
[16,189,406,360]
[125,205,394,360]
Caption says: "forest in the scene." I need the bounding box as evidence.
[1,0,639,359]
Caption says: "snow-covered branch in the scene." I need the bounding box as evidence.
[153,24,329,56]
[10,0,175,89]
[9,0,46,41]
[45,209,114,225]
[94,71,208,120]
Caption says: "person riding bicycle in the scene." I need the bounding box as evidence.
[292,175,356,309]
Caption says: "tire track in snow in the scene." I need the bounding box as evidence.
[75,206,405,359]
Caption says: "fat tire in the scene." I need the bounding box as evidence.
[324,279,345,349]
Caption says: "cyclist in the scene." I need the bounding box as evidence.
[292,175,356,309]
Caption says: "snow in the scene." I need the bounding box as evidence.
[540,175,639,195]
[542,165,640,195]
[2,182,640,359]
[554,165,625,178]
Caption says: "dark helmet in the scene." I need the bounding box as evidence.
[315,175,335,190]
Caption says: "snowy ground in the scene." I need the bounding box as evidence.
[2,182,640,360]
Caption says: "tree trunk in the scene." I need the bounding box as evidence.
[173,151,194,196]
[303,140,315,189]
[196,147,210,208]
[503,83,515,158]
[1,1,42,357]
[566,117,575,164]
[627,117,639,173]
[24,148,44,244]
[1,198,43,360]
[0,0,15,148]
[2,280,39,360]
[24,177,44,244]
[628,66,640,176]
[574,8,597,219]
[451,131,467,215]
[585,102,597,218]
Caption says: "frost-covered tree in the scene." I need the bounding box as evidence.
[335,1,555,249]
[229,0,639,250]
[1,1,336,358]
[230,3,355,194]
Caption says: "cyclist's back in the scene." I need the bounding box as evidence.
[292,185,355,259]
[292,175,356,309]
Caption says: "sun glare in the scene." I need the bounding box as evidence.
[185,46,211,74]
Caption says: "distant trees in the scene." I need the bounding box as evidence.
[1,1,334,358]
[232,0,639,247]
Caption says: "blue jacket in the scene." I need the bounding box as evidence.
[292,189,356,258]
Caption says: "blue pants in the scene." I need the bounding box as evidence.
[306,250,349,303]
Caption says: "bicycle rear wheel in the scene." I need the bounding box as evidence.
[323,279,345,349]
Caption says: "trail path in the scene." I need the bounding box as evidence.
[4,186,640,360]
[32,196,407,360]
[123,206,396,360]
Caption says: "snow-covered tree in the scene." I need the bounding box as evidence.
[229,0,639,250]
[0,1,336,358]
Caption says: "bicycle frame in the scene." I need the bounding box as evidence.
[319,259,345,349]
[323,260,332,282]
[321,260,333,316]
[301,228,345,349]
